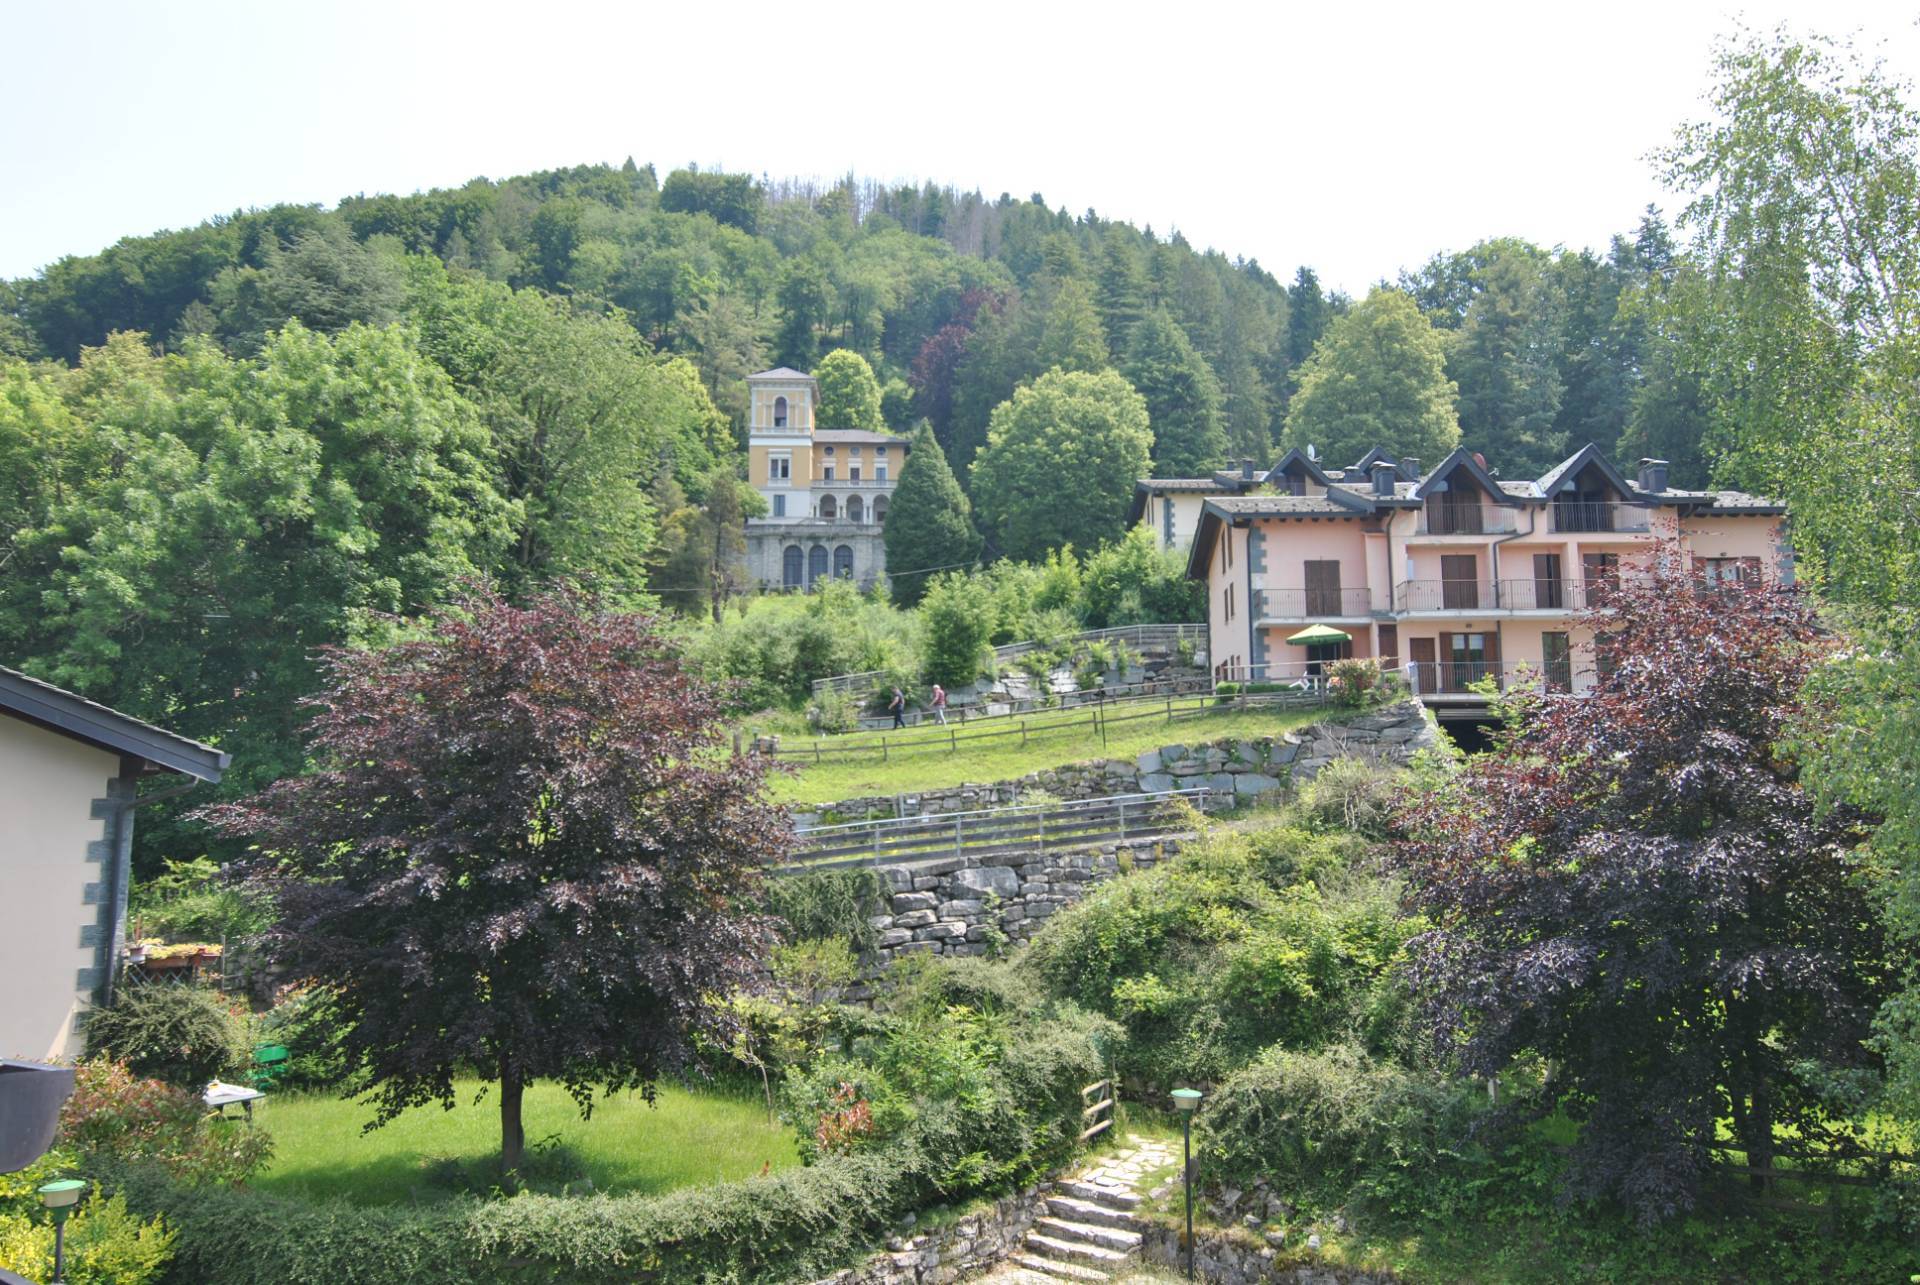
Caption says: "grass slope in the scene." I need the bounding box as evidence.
[250,1079,800,1205]
[770,704,1331,805]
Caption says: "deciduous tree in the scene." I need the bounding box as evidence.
[1283,288,1459,467]
[971,368,1151,562]
[1399,566,1884,1223]
[812,348,885,429]
[197,588,785,1174]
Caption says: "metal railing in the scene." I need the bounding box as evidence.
[814,477,897,489]
[1255,587,1375,619]
[781,788,1223,871]
[809,623,1207,698]
[1548,501,1651,534]
[1395,579,1498,612]
[1415,506,1519,535]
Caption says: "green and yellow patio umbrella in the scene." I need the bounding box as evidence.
[1285,624,1352,644]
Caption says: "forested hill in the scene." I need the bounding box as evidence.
[0,161,1696,485]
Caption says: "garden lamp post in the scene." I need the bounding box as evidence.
[1171,1087,1202,1279]
[37,1179,85,1283]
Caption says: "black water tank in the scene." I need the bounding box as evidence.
[0,1060,77,1173]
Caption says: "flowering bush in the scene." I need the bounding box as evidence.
[60,1060,272,1186]
[1326,657,1383,708]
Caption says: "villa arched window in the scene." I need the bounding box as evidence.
[818,494,837,520]
[847,495,864,524]
[782,545,803,588]
[834,545,854,578]
[773,395,788,429]
[808,545,829,584]
[873,495,888,525]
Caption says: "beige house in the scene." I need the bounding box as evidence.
[1184,445,1792,724]
[742,367,910,590]
[0,667,227,1060]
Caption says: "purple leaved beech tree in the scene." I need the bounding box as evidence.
[197,587,786,1172]
[1397,557,1885,1224]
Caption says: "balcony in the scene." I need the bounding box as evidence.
[1405,659,1573,697]
[1414,507,1518,536]
[1395,579,1498,612]
[1256,587,1375,620]
[1548,501,1651,534]
[814,476,896,489]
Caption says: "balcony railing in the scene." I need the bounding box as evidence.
[1495,575,1649,611]
[1548,501,1651,533]
[1415,507,1519,536]
[1395,579,1498,612]
[814,476,896,488]
[1256,587,1375,619]
[1405,659,1557,696]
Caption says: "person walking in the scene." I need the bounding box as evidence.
[931,683,948,725]
[888,686,907,729]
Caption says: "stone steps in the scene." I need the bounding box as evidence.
[1032,1216,1142,1254]
[1055,1179,1141,1209]
[1005,1252,1113,1282]
[1024,1232,1132,1270]
[1043,1194,1141,1230]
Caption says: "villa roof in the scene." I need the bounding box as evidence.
[1203,495,1369,517]
[1262,448,1333,489]
[0,666,228,782]
[1536,442,1637,499]
[1412,448,1522,505]
[747,367,815,382]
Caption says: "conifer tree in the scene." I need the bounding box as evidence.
[1035,278,1110,374]
[883,422,980,605]
[1122,308,1228,476]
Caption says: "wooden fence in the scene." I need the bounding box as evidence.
[1081,1075,1116,1142]
[764,687,1329,765]
[809,622,1208,699]
[780,787,1221,872]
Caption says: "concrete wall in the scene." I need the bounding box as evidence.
[0,716,122,1061]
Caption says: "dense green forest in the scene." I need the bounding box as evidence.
[0,159,1704,489]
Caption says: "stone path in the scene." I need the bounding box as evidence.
[976,1135,1175,1283]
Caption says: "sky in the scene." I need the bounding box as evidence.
[4,1,1918,293]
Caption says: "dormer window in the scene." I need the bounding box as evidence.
[773,395,788,429]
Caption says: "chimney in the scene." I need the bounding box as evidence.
[1638,458,1669,494]
[1241,458,1255,481]
[1402,457,1420,481]
[1371,460,1395,496]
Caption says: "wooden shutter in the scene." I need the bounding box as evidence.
[1378,624,1399,668]
[1532,553,1563,609]
[1441,555,1478,609]
[1305,560,1342,615]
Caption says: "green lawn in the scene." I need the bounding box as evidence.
[771,702,1331,805]
[249,1078,801,1205]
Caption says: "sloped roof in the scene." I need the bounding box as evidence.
[0,666,228,782]
[747,367,815,381]
[1412,448,1522,505]
[1262,447,1333,489]
[1537,442,1636,499]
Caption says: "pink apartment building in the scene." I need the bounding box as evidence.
[1180,444,1790,716]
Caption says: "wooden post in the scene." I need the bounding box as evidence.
[950,726,957,753]
[882,735,888,762]
[1021,720,1028,747]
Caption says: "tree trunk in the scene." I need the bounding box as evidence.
[499,1052,526,1176]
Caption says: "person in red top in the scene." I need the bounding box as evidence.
[931,683,948,725]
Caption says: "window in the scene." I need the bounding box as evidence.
[782,545,803,587]
[1700,556,1762,587]
[1596,631,1620,683]
[1583,552,1619,603]
[847,495,864,524]
[772,493,786,518]
[1542,631,1572,692]
[808,545,829,584]
[768,452,791,482]
[1443,631,1494,691]
[1287,473,1307,497]
[773,395,788,429]
[850,464,861,483]
[1428,489,1483,534]
[1306,639,1352,675]
[834,545,854,578]
[819,495,837,519]
[874,495,888,524]
[876,462,888,483]
[1225,584,1234,621]
[824,464,835,481]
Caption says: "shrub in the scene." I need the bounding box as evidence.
[1078,527,1203,628]
[256,987,351,1091]
[0,1191,175,1285]
[83,983,247,1088]
[919,571,994,688]
[1298,756,1405,839]
[765,869,887,953]
[1325,656,1382,708]
[129,858,273,945]
[60,1060,273,1187]
[807,687,860,733]
[1196,1039,1484,1216]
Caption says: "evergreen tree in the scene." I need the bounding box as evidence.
[813,348,885,429]
[1285,266,1334,371]
[1283,288,1460,467]
[1095,228,1149,345]
[1035,277,1109,374]
[883,422,981,606]
[1122,307,1227,476]
[1451,248,1567,475]
[774,260,831,370]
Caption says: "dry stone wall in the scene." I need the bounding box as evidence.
[807,1183,1052,1285]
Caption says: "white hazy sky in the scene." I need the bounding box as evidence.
[4,1,1917,292]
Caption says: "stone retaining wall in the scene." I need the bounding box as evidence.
[797,701,1437,828]
[809,1183,1053,1285]
[1139,1224,1402,1284]
[862,837,1181,966]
